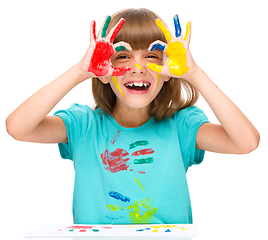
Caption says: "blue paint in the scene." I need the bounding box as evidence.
[108,191,131,202]
[173,14,181,37]
[150,43,165,52]
[165,229,171,232]
[136,228,151,232]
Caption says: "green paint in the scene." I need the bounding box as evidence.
[69,229,74,232]
[115,46,129,52]
[101,16,111,38]
[92,229,99,232]
[129,140,149,149]
[134,157,153,164]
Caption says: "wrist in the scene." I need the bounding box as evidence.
[73,63,95,83]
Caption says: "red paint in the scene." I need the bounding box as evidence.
[101,148,130,173]
[88,19,130,77]
[132,148,155,156]
[110,130,120,144]
[102,226,113,229]
[66,226,94,229]
[110,19,125,43]
[138,171,146,174]
[79,230,87,232]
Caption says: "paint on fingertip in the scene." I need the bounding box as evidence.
[101,16,111,38]
[135,64,142,70]
[150,43,165,52]
[184,21,191,41]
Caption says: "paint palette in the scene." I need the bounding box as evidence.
[24,224,198,238]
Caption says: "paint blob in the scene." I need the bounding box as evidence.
[111,76,124,98]
[135,64,142,70]
[108,191,131,202]
[129,140,149,149]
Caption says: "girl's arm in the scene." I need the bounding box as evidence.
[6,65,93,143]
[6,16,130,143]
[147,15,260,154]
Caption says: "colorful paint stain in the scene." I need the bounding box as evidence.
[115,45,129,52]
[150,43,165,52]
[132,148,154,156]
[173,14,182,38]
[111,76,124,98]
[101,148,130,173]
[156,73,161,86]
[108,191,131,202]
[150,225,188,231]
[101,16,111,38]
[134,178,144,191]
[110,130,120,144]
[155,19,172,42]
[129,140,149,149]
[135,64,142,70]
[128,198,158,223]
[134,157,153,165]
[106,204,125,211]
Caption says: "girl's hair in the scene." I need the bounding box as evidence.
[92,8,199,121]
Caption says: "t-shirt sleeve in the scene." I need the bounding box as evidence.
[53,103,93,160]
[176,106,209,170]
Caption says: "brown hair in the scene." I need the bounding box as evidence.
[92,8,199,121]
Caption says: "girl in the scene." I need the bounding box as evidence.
[6,8,259,224]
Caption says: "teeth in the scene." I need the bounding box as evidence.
[126,82,149,87]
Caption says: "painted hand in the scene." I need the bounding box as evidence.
[85,16,131,77]
[147,15,193,78]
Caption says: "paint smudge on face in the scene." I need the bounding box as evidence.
[132,148,154,156]
[134,178,144,191]
[128,198,158,223]
[106,204,125,211]
[101,148,130,173]
[156,73,161,86]
[110,130,120,144]
[129,140,149,149]
[108,191,131,202]
[111,76,124,98]
[135,64,142,70]
[115,45,129,52]
[134,157,153,165]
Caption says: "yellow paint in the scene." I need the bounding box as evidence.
[147,63,163,73]
[152,230,158,233]
[150,225,188,230]
[135,64,142,70]
[155,19,172,43]
[106,204,125,211]
[128,198,158,223]
[184,21,191,41]
[156,73,161,86]
[111,76,124,98]
[166,41,189,76]
[134,178,144,191]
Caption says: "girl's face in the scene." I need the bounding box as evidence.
[101,49,170,110]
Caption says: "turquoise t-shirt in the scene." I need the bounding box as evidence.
[54,104,209,224]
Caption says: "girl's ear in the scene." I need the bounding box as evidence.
[163,76,171,82]
[99,77,110,84]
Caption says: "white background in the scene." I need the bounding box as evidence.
[1,0,267,239]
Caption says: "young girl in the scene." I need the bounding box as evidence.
[6,8,259,224]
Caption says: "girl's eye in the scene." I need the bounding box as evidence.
[116,55,130,60]
[146,55,159,59]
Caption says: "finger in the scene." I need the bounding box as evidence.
[155,19,173,43]
[90,20,96,42]
[173,14,181,38]
[147,62,163,73]
[114,41,132,52]
[101,15,112,38]
[184,21,191,42]
[111,66,131,76]
[107,18,125,43]
[148,40,166,52]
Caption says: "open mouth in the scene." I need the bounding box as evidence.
[124,81,150,91]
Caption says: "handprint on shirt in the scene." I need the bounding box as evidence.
[147,15,191,77]
[101,140,155,174]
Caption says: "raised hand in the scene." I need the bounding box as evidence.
[83,16,131,77]
[147,15,193,78]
